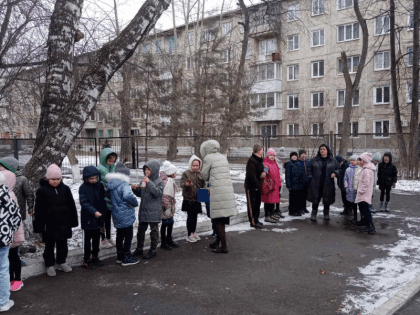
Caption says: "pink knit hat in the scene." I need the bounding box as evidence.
[45,164,62,179]
[266,148,276,156]
[359,152,373,163]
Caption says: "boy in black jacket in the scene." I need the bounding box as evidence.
[377,152,398,212]
[79,166,107,270]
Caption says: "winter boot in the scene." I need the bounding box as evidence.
[209,237,221,249]
[116,251,124,264]
[122,253,139,266]
[363,223,376,234]
[384,202,390,212]
[166,237,179,248]
[339,207,350,215]
[212,224,228,253]
[160,240,172,250]
[369,204,377,213]
[310,208,318,221]
[265,216,277,223]
[379,202,385,212]
[143,250,157,260]
[83,260,96,270]
[323,208,330,220]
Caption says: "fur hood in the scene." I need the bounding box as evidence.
[106,173,130,184]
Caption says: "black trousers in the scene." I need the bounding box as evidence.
[264,203,275,217]
[137,222,159,252]
[349,202,358,219]
[183,200,201,236]
[359,201,373,225]
[246,189,261,225]
[161,221,174,241]
[341,189,351,209]
[9,247,21,281]
[43,236,68,267]
[83,229,101,262]
[298,185,308,211]
[380,186,391,202]
[116,225,133,254]
[289,190,302,214]
[104,210,112,240]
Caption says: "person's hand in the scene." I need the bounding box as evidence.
[186,180,193,186]
[131,184,138,190]
[143,176,149,183]
[261,172,267,178]
[164,209,171,217]
[29,212,34,217]
[94,212,102,218]
[392,183,396,188]
[331,173,336,179]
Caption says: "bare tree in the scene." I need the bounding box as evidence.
[410,0,419,178]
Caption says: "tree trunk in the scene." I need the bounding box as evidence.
[390,0,408,168]
[22,0,171,185]
[67,149,81,183]
[120,64,132,164]
[410,0,420,179]
[338,0,368,156]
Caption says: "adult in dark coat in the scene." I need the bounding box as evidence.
[307,144,340,221]
[377,151,398,212]
[244,144,266,228]
[297,149,310,214]
[335,155,351,215]
[285,152,307,216]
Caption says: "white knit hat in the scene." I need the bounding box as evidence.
[161,161,177,176]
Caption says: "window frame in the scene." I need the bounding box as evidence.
[373,120,390,138]
[408,11,414,30]
[338,56,360,74]
[154,39,163,53]
[311,123,324,138]
[337,121,359,138]
[221,22,232,37]
[407,47,413,67]
[287,34,299,51]
[337,23,359,42]
[311,92,324,108]
[287,64,299,81]
[287,124,300,137]
[374,16,390,36]
[373,86,391,105]
[287,94,299,110]
[337,90,359,107]
[311,60,324,78]
[312,0,325,16]
[261,124,277,138]
[287,4,300,22]
[311,29,325,47]
[374,51,391,70]
[337,0,353,10]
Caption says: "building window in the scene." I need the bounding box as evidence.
[374,120,390,138]
[261,125,277,138]
[287,34,299,51]
[188,31,194,45]
[108,112,113,120]
[337,90,359,107]
[374,86,390,104]
[259,93,275,108]
[243,125,252,138]
[311,60,324,78]
[407,83,420,102]
[288,124,299,136]
[258,63,275,81]
[408,11,414,29]
[287,64,299,81]
[337,23,359,42]
[338,56,360,74]
[311,29,324,47]
[245,45,252,59]
[186,57,193,70]
[337,0,353,10]
[375,16,390,36]
[221,23,232,37]
[407,47,413,67]
[287,4,299,22]
[311,92,324,107]
[312,0,324,15]
[260,38,277,55]
[337,122,358,137]
[90,110,95,121]
[167,37,175,53]
[98,130,103,138]
[202,28,215,42]
[154,39,163,53]
[374,51,390,70]
[107,129,113,138]
[142,43,150,54]
[288,94,299,109]
[311,123,324,137]
[130,88,139,99]
[221,49,231,63]
[131,129,140,136]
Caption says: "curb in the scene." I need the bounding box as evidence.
[21,204,289,280]
[369,273,420,315]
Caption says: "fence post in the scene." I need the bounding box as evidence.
[95,138,98,167]
[13,139,19,160]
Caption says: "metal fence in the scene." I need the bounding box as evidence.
[0,133,411,174]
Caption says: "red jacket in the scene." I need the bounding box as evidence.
[261,157,281,204]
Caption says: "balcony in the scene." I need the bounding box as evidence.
[84,121,97,129]
[251,106,282,122]
[251,79,282,94]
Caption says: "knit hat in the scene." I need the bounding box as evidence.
[0,172,5,185]
[161,161,177,176]
[359,152,373,163]
[350,154,359,161]
[372,152,382,163]
[0,157,19,173]
[115,161,130,177]
[45,164,62,179]
[290,151,298,159]
[335,155,345,164]
[278,147,287,159]
[266,148,276,156]
[298,149,306,157]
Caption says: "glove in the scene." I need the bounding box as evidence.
[164,208,171,217]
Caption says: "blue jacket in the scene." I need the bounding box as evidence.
[335,156,349,191]
[285,160,307,191]
[106,173,138,229]
[79,166,107,230]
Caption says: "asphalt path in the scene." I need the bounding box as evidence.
[9,187,420,315]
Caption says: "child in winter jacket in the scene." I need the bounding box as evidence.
[79,166,107,270]
[355,153,376,234]
[97,148,118,248]
[2,170,25,292]
[335,156,350,215]
[180,155,205,243]
[0,171,21,312]
[132,160,164,260]
[33,164,78,277]
[344,155,359,222]
[377,152,398,212]
[159,161,179,250]
[106,162,139,266]
[285,152,307,216]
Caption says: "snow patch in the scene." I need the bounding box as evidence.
[271,228,298,233]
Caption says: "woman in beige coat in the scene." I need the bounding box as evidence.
[200,140,237,253]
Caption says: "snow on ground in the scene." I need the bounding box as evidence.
[395,180,420,193]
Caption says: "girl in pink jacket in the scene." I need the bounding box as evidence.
[1,170,25,291]
[355,153,376,234]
